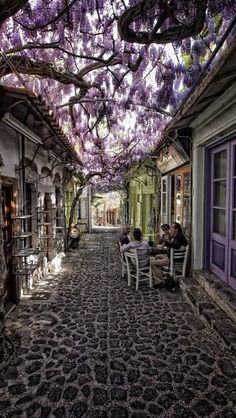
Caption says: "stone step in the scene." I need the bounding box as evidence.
[181,277,236,353]
[194,270,236,324]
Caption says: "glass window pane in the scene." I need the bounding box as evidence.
[171,175,175,224]
[233,211,236,241]
[162,179,166,193]
[213,208,226,236]
[184,172,190,194]
[162,193,166,215]
[176,175,181,192]
[214,150,226,179]
[183,197,190,237]
[234,146,236,176]
[234,179,236,210]
[213,180,226,207]
[176,193,182,223]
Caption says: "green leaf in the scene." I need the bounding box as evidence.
[181,53,192,69]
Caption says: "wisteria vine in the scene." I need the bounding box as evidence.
[0,0,236,190]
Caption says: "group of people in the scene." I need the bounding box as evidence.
[119,222,188,282]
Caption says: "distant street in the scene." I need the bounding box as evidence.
[1,233,236,418]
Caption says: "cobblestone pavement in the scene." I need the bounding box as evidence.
[1,233,236,418]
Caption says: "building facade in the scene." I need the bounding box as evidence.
[155,137,192,239]
[191,81,236,290]
[92,191,123,227]
[127,162,160,239]
[0,85,81,315]
[156,35,236,291]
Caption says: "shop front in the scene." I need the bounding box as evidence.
[0,85,81,307]
[156,35,236,291]
[156,142,191,238]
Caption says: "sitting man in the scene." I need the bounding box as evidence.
[121,228,151,268]
[119,225,131,246]
[158,224,171,245]
[151,222,188,281]
[151,223,171,256]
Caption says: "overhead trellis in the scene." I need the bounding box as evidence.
[0,0,235,191]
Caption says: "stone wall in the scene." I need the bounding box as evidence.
[0,226,6,361]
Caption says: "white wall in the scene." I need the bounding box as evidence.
[0,123,20,178]
[192,142,205,269]
[0,121,63,186]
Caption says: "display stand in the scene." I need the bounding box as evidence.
[37,209,52,255]
[53,208,64,252]
[12,214,38,295]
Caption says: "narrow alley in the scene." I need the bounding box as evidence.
[0,233,236,418]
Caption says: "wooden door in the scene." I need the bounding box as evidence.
[172,166,191,237]
[161,176,169,225]
[2,184,16,305]
[229,140,236,289]
[210,144,229,283]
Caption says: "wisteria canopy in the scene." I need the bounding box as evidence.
[0,0,235,190]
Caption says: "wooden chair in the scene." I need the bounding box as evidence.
[164,245,189,280]
[124,249,152,290]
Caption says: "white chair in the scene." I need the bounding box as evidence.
[118,242,128,278]
[165,245,189,280]
[124,249,152,290]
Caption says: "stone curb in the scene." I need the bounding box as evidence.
[180,277,236,353]
[193,270,236,324]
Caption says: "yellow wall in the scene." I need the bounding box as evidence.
[128,163,160,237]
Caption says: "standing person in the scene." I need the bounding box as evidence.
[121,228,151,268]
[119,225,131,246]
[69,224,80,249]
[151,222,188,280]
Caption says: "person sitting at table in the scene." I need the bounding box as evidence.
[157,224,171,246]
[150,223,171,256]
[151,222,188,280]
[119,225,131,246]
[121,228,151,268]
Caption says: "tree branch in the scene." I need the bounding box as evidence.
[14,0,78,31]
[5,42,119,64]
[0,55,89,88]
[0,0,28,27]
[78,55,121,78]
[118,0,207,44]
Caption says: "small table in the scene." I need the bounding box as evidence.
[150,245,168,256]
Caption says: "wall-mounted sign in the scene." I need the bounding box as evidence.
[156,143,189,174]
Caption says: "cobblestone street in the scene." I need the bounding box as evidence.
[1,233,236,418]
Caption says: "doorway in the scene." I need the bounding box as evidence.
[2,184,17,305]
[209,140,236,290]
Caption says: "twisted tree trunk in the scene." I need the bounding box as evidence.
[0,0,28,27]
[65,172,105,248]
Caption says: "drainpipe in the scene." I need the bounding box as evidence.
[21,134,26,216]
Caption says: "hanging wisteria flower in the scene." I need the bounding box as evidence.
[0,0,234,191]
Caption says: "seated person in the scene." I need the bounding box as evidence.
[165,222,188,250]
[158,224,171,246]
[151,223,171,256]
[121,228,151,268]
[151,222,188,280]
[119,225,131,246]
[70,224,80,238]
